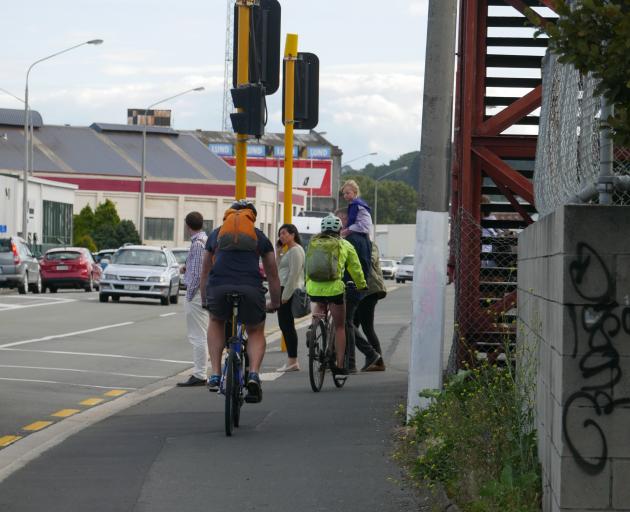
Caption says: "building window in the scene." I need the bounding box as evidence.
[42,200,73,245]
[145,218,174,241]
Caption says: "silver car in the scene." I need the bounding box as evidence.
[0,237,42,294]
[98,245,180,305]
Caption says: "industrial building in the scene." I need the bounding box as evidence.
[0,108,310,247]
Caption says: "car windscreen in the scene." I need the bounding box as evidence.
[400,256,414,265]
[380,260,394,268]
[0,239,13,253]
[113,249,167,267]
[46,251,82,261]
[172,251,188,264]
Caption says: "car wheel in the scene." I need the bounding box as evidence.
[99,293,109,303]
[49,287,58,293]
[111,295,120,302]
[30,274,42,294]
[17,273,28,294]
[395,279,401,284]
[170,288,179,304]
[85,275,93,292]
[160,296,169,306]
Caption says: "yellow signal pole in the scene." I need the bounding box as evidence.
[283,34,298,223]
[235,1,251,200]
[280,33,298,353]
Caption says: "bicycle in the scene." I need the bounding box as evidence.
[307,306,349,392]
[220,292,251,436]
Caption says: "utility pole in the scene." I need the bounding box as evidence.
[408,0,457,417]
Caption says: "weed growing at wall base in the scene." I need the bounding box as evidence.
[395,363,541,512]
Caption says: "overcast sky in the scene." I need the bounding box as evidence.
[1,1,428,166]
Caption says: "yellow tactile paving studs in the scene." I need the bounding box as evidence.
[80,398,104,406]
[22,421,53,432]
[103,389,128,397]
[0,435,22,448]
[0,389,132,450]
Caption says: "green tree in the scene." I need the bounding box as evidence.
[115,220,141,246]
[528,1,630,144]
[92,223,119,250]
[340,173,418,224]
[72,205,95,244]
[74,234,97,253]
[93,199,120,230]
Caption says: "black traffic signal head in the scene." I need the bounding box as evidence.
[230,83,266,138]
[233,0,281,95]
[283,52,319,130]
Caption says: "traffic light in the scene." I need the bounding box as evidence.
[230,83,265,138]
[233,0,281,95]
[283,52,319,130]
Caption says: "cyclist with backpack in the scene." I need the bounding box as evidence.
[200,200,281,403]
[305,215,367,375]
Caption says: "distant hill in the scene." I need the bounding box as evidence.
[342,151,420,191]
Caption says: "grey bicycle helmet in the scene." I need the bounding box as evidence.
[321,215,342,233]
[230,199,257,217]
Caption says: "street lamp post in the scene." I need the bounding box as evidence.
[21,39,103,239]
[340,151,377,207]
[139,86,205,242]
[374,166,408,227]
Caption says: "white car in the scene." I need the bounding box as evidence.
[395,255,414,283]
[99,245,180,305]
[379,259,398,280]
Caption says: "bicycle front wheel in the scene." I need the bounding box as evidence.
[308,320,327,392]
[224,350,239,436]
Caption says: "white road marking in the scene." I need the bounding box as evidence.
[260,372,283,381]
[0,322,135,349]
[0,297,76,312]
[0,365,164,379]
[159,312,177,317]
[0,348,191,365]
[0,377,137,390]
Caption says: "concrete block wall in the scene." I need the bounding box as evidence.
[517,205,630,512]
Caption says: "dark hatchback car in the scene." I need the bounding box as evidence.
[0,237,42,294]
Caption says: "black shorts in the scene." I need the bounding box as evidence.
[308,293,345,305]
[205,284,266,325]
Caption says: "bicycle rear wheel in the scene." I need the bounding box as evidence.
[308,320,327,392]
[330,317,348,389]
[224,350,239,436]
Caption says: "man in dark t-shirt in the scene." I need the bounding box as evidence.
[200,201,281,403]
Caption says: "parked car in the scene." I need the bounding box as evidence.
[40,247,102,292]
[99,245,180,305]
[379,259,398,280]
[171,247,189,290]
[94,249,118,271]
[0,236,42,294]
[395,255,414,283]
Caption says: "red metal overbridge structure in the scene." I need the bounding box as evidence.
[449,0,555,366]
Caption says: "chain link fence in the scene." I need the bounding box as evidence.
[535,52,630,216]
[447,208,519,374]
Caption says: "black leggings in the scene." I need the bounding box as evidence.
[278,291,298,358]
[353,294,383,356]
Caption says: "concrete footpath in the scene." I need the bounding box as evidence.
[0,285,432,512]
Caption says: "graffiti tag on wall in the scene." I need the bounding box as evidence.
[564,242,630,475]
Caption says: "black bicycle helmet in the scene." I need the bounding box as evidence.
[231,199,257,217]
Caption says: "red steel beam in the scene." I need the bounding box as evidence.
[473,146,535,205]
[477,86,542,136]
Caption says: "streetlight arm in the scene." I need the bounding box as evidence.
[145,87,206,116]
[344,152,378,166]
[377,166,409,182]
[25,41,96,86]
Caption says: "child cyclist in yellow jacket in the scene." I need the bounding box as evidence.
[305,215,367,375]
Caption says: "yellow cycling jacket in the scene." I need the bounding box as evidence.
[305,237,367,297]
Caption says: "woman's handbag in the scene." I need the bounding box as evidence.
[291,288,311,318]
